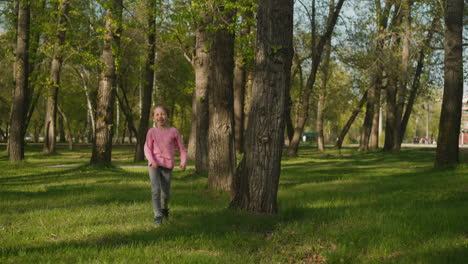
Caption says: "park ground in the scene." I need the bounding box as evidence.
[0,145,467,263]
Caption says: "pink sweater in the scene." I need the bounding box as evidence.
[144,127,187,169]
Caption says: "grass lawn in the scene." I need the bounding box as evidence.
[1,144,467,263]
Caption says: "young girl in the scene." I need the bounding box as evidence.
[144,104,186,226]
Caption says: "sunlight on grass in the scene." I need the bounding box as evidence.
[1,145,467,263]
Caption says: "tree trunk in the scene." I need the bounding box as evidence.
[9,0,30,162]
[230,0,294,214]
[187,92,197,160]
[233,12,252,155]
[208,3,236,192]
[383,4,403,152]
[135,0,156,162]
[58,106,73,150]
[393,0,411,151]
[435,0,464,167]
[359,79,377,151]
[369,76,382,149]
[233,50,246,155]
[286,0,346,156]
[334,91,368,149]
[43,0,70,154]
[383,77,397,151]
[316,31,332,151]
[91,0,122,165]
[58,114,66,143]
[399,16,438,145]
[192,9,211,173]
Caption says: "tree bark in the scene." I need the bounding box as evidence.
[91,0,123,164]
[435,0,464,167]
[9,0,30,162]
[208,2,236,192]
[43,0,70,154]
[192,9,211,173]
[230,0,294,214]
[135,0,157,162]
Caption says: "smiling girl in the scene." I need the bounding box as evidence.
[144,104,186,226]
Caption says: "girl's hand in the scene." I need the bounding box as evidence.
[179,164,186,171]
[150,163,158,169]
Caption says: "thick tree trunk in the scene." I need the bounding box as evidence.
[286,0,345,156]
[9,0,30,162]
[135,0,156,162]
[43,0,70,154]
[334,91,368,149]
[383,77,397,151]
[91,0,122,164]
[192,10,211,173]
[230,0,293,214]
[208,5,236,192]
[435,0,464,167]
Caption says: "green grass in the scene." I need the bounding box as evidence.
[1,145,467,263]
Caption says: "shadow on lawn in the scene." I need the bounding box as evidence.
[0,166,211,215]
[1,204,343,262]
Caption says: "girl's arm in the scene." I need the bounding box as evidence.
[144,129,157,167]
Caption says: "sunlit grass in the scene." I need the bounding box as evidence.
[0,144,467,263]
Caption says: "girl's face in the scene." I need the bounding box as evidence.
[153,107,168,128]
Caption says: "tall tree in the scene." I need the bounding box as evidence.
[134,0,157,162]
[316,0,335,151]
[90,0,123,164]
[207,0,236,192]
[8,0,30,162]
[360,0,392,151]
[334,90,368,149]
[393,0,412,152]
[230,0,294,214]
[43,0,70,154]
[435,0,464,167]
[191,5,211,173]
[399,15,439,145]
[286,0,345,156]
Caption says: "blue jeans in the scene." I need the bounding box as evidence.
[148,166,172,217]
